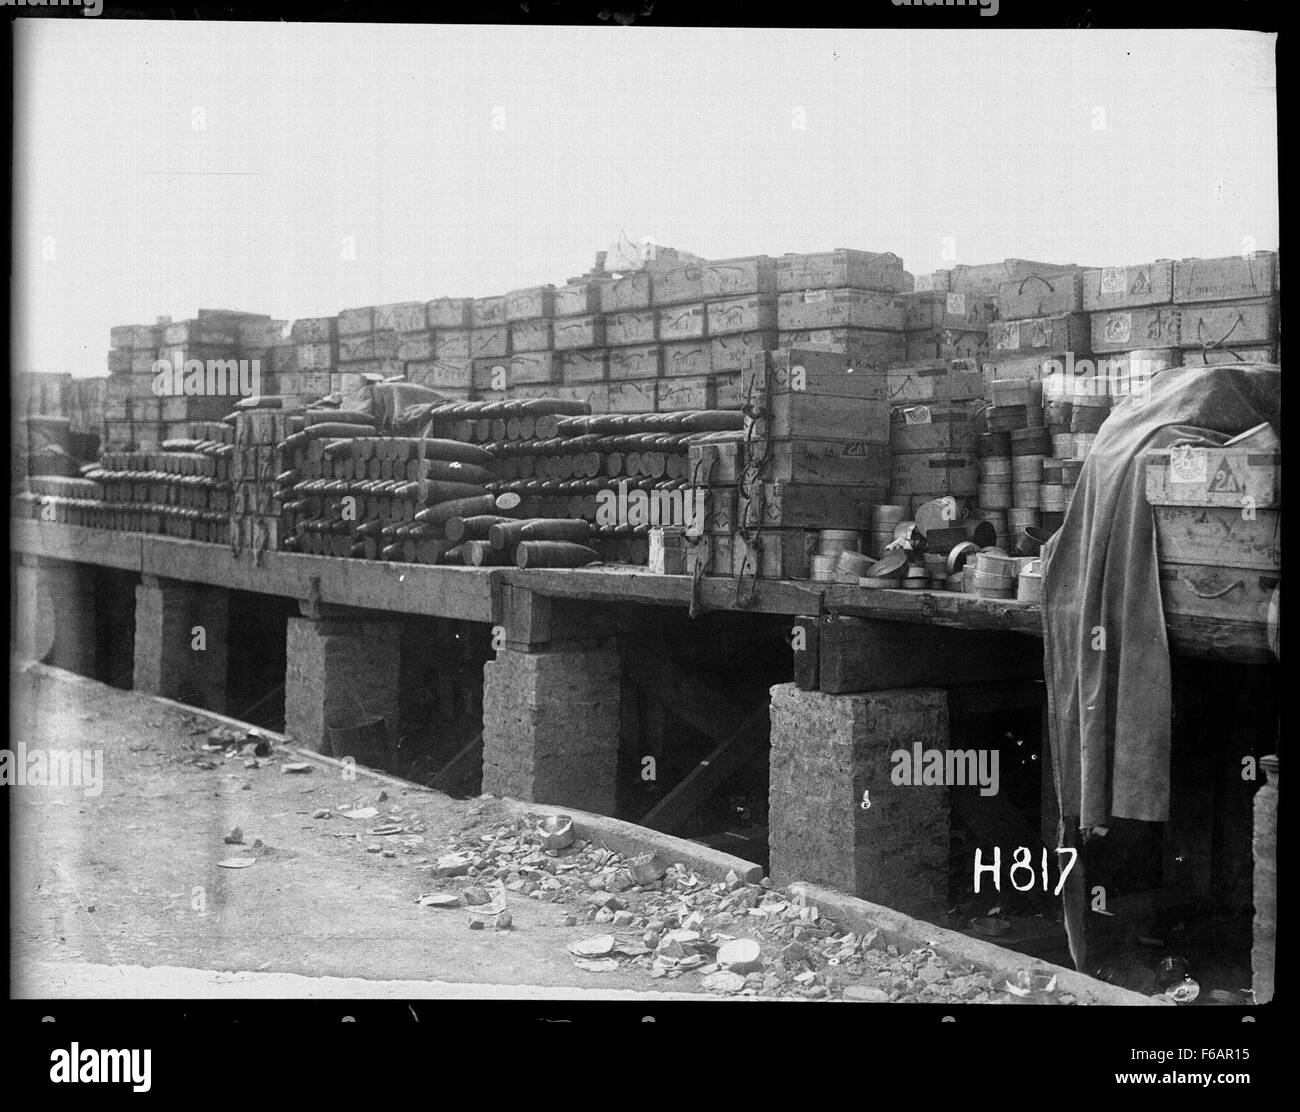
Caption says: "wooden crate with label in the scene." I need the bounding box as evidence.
[1146,425,1281,656]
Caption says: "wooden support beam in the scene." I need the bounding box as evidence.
[813,616,1043,694]
[11,522,1273,663]
[639,705,769,834]
[428,731,484,793]
[500,585,552,649]
[791,614,820,690]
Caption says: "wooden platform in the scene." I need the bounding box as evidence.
[9,521,1270,661]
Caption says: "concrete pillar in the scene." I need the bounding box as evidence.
[482,641,622,813]
[133,576,229,712]
[13,556,97,676]
[768,683,950,920]
[1252,754,1278,1003]
[284,616,400,753]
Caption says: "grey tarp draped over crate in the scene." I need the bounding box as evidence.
[1039,362,1280,967]
[324,381,456,432]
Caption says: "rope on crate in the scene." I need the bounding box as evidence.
[734,354,774,610]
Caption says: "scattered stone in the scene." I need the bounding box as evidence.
[311,809,330,819]
[782,941,810,966]
[612,910,635,928]
[717,938,763,973]
[366,844,383,854]
[495,910,513,930]
[817,968,845,990]
[382,849,397,859]
[563,913,578,927]
[223,827,244,845]
[919,962,945,984]
[419,893,460,908]
[280,763,312,774]
[468,918,485,930]
[702,970,747,994]
[435,853,472,877]
[568,935,616,957]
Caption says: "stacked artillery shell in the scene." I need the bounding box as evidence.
[12,474,105,527]
[37,420,236,539]
[421,399,742,566]
[274,407,519,563]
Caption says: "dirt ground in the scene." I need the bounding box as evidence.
[10,666,1022,1003]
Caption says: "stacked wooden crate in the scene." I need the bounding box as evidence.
[13,371,73,420]
[983,263,1090,388]
[158,312,274,433]
[901,285,997,366]
[415,297,473,396]
[104,322,162,450]
[106,311,278,451]
[506,285,558,400]
[287,316,339,404]
[1088,252,1279,375]
[696,255,778,407]
[690,346,889,581]
[775,249,909,371]
[1145,423,1280,656]
[885,358,985,514]
[237,318,293,399]
[552,276,612,412]
[333,304,406,396]
[600,267,660,414]
[1081,259,1180,400]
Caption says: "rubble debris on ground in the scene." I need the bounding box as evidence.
[416,810,1074,1002]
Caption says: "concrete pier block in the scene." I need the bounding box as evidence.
[768,682,950,920]
[284,616,400,753]
[482,641,622,813]
[1252,754,1277,1004]
[13,556,97,676]
[132,576,230,712]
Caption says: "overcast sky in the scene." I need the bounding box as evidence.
[13,22,1278,377]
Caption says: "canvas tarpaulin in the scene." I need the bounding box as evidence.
[1039,362,1279,966]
